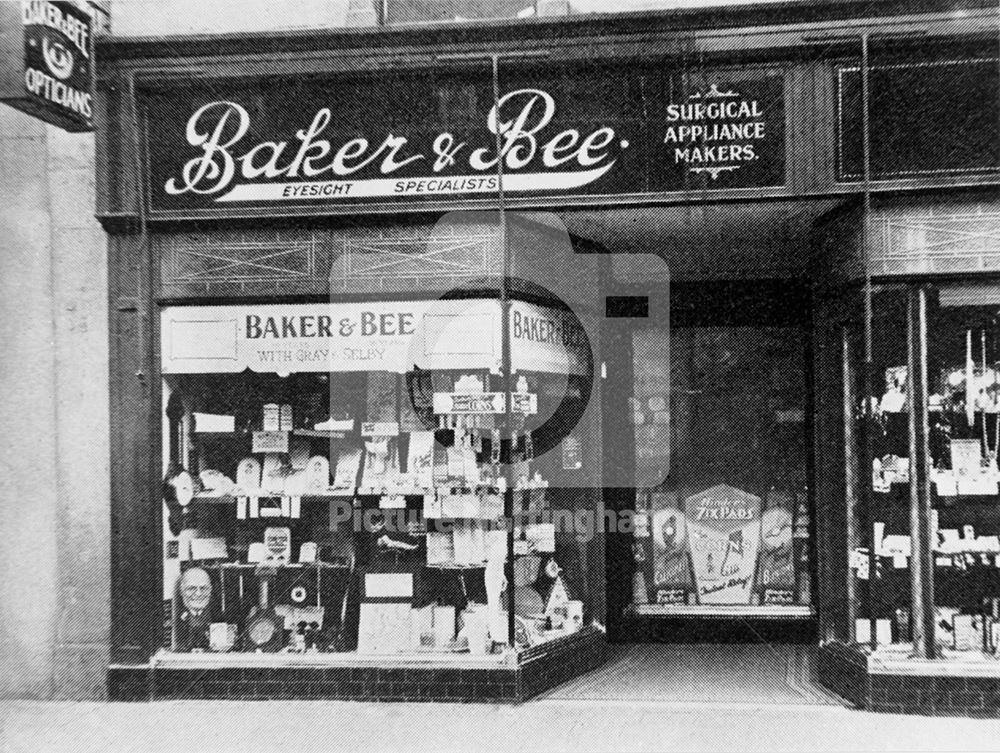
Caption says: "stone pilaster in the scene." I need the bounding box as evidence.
[537,0,572,17]
[345,0,379,27]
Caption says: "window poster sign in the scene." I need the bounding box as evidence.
[160,299,591,376]
[0,0,94,132]
[640,485,808,608]
[143,67,786,213]
[684,484,762,605]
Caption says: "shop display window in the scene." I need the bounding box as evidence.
[847,286,910,648]
[158,297,599,661]
[848,283,1000,662]
[926,289,1000,659]
[630,324,814,616]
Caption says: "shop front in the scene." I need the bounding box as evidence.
[111,207,610,702]
[814,195,1000,716]
[97,1,1000,711]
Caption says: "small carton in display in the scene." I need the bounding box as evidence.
[407,431,435,489]
[262,403,280,431]
[426,531,454,565]
[263,527,291,564]
[411,604,435,648]
[525,523,556,553]
[855,617,892,645]
[460,604,490,654]
[433,605,456,647]
[453,523,486,565]
[423,491,442,519]
[357,602,413,654]
[332,447,362,490]
[952,614,981,651]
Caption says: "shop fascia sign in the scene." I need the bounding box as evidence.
[160,299,590,376]
[164,89,619,203]
[0,0,95,132]
[157,77,781,206]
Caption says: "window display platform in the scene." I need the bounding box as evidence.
[153,650,512,670]
[818,641,1000,717]
[108,626,606,703]
[630,604,815,620]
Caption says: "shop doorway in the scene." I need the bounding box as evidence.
[604,280,818,645]
[536,644,842,705]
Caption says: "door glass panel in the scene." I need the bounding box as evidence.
[632,325,812,611]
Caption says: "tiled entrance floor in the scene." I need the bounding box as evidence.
[538,644,845,705]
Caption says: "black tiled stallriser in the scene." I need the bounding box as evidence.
[519,630,609,700]
[148,666,519,702]
[869,674,1000,717]
[109,629,607,703]
[817,643,868,708]
[112,666,539,703]
[817,643,1000,717]
[108,667,151,702]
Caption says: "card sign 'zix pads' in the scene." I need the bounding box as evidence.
[0,1,94,132]
[684,484,763,605]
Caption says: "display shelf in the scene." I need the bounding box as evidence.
[192,486,507,501]
[863,643,1000,676]
[630,604,815,620]
[424,516,505,523]
[359,487,431,497]
[190,492,237,504]
[152,648,511,669]
[293,428,350,439]
[191,490,360,504]
[936,495,1000,506]
[192,428,355,440]
[198,561,350,570]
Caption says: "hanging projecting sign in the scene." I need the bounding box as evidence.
[0,1,94,132]
[160,299,590,376]
[143,69,785,213]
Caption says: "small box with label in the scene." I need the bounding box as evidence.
[263,403,281,431]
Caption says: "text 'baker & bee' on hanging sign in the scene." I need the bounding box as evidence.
[0,0,95,132]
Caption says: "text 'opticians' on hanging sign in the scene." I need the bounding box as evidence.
[0,1,95,132]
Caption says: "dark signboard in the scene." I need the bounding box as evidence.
[0,0,95,132]
[838,58,1000,182]
[143,67,785,214]
[658,76,785,192]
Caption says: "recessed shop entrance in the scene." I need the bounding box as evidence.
[603,280,819,647]
[537,644,841,705]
